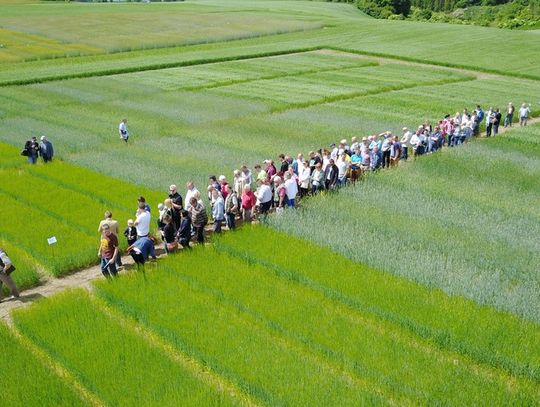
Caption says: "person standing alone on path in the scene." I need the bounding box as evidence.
[39,136,54,163]
[519,102,531,126]
[0,248,20,302]
[119,118,129,143]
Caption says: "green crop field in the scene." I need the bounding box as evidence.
[0,142,162,285]
[6,228,540,405]
[1,0,539,404]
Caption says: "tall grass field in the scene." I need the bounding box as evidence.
[1,0,539,405]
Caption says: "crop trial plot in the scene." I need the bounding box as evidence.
[270,125,540,323]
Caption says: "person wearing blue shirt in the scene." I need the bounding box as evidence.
[127,236,156,266]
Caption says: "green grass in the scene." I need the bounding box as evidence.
[0,146,164,277]
[214,226,540,383]
[13,290,236,406]
[93,233,540,403]
[0,322,86,406]
[269,124,540,324]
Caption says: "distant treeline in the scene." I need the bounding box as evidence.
[330,0,540,29]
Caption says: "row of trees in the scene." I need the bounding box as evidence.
[351,0,539,28]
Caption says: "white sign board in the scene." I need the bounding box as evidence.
[47,236,57,245]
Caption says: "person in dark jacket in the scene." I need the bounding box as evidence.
[177,210,192,249]
[24,137,40,164]
[39,136,54,163]
[324,159,339,190]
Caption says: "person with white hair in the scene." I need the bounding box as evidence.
[519,102,531,126]
[283,172,298,207]
[218,175,230,200]
[185,181,199,210]
[39,135,54,163]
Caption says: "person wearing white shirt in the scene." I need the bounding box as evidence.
[134,203,151,238]
[336,154,348,187]
[256,180,273,216]
[185,181,199,210]
[118,118,129,143]
[400,127,411,161]
[0,248,19,301]
[519,102,531,126]
[283,173,298,207]
[298,161,311,198]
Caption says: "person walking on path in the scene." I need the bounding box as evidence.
[98,211,122,267]
[504,103,515,128]
[519,103,531,126]
[119,118,129,143]
[98,224,118,278]
[0,248,20,302]
[39,136,54,163]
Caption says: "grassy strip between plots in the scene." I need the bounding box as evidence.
[214,226,540,384]
[106,247,539,404]
[12,290,238,407]
[0,321,86,406]
[0,143,162,279]
[95,271,389,406]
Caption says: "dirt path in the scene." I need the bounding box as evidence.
[1,118,538,323]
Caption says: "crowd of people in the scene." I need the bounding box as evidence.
[9,101,534,284]
[91,101,534,279]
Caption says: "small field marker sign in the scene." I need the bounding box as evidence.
[47,236,57,245]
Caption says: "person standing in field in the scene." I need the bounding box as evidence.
[400,127,411,161]
[224,187,239,230]
[504,103,515,128]
[177,210,192,249]
[134,201,151,239]
[519,102,531,126]
[39,136,54,163]
[485,107,494,137]
[97,211,122,267]
[188,197,207,244]
[168,185,183,230]
[98,224,118,278]
[119,118,129,143]
[241,184,257,223]
[185,181,199,210]
[127,236,156,266]
[0,248,20,302]
[23,136,40,164]
[493,108,502,136]
[123,219,137,247]
[211,189,225,233]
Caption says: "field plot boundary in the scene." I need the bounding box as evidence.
[2,37,540,88]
